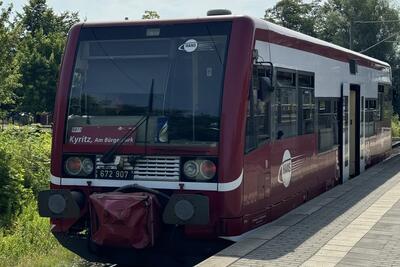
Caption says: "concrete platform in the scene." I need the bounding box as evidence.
[198,150,400,267]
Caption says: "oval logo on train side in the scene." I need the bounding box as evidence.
[278,150,292,188]
[178,39,198,53]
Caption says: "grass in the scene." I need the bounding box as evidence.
[0,199,81,267]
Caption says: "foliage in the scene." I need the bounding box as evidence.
[0,2,21,116]
[14,0,79,114]
[0,199,79,267]
[0,126,81,266]
[0,125,51,227]
[19,0,78,35]
[0,0,79,116]
[392,114,400,137]
[317,0,400,61]
[265,0,320,36]
[15,29,66,114]
[142,10,160,19]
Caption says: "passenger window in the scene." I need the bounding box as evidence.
[365,98,377,137]
[275,70,297,139]
[299,73,315,135]
[247,68,316,148]
[317,99,339,152]
[383,85,392,124]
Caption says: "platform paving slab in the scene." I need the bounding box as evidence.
[197,152,400,267]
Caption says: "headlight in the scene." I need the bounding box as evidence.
[200,160,216,179]
[65,157,82,176]
[183,160,199,178]
[82,158,94,175]
[64,156,94,177]
[183,158,217,181]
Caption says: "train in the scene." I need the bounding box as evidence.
[38,10,392,266]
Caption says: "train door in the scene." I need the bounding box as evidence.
[243,62,273,221]
[349,86,360,176]
[341,83,360,182]
[340,83,350,182]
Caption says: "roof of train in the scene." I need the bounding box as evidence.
[81,15,390,68]
[251,16,390,68]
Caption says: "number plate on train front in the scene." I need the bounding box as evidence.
[96,169,134,179]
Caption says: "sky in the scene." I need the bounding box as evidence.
[3,0,280,21]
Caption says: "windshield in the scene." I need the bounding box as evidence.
[65,22,231,146]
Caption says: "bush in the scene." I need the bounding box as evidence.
[392,114,400,138]
[0,126,80,266]
[0,125,51,227]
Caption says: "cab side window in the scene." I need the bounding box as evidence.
[245,65,272,152]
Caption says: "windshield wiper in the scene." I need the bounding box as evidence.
[100,79,155,163]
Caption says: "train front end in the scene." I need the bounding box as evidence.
[38,16,255,264]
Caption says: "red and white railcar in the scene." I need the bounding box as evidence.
[38,11,392,265]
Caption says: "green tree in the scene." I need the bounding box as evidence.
[15,0,79,114]
[316,0,400,61]
[313,0,349,47]
[0,2,21,116]
[142,10,160,19]
[15,30,65,114]
[265,0,321,37]
[19,0,78,35]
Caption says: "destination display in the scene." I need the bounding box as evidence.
[67,126,136,145]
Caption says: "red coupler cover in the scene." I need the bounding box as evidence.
[89,192,160,249]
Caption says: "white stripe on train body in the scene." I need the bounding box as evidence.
[50,169,243,192]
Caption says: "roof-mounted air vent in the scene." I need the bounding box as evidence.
[207,9,232,16]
